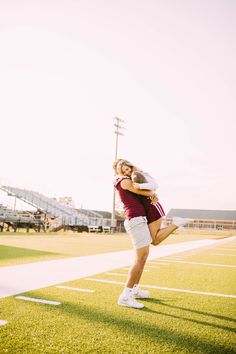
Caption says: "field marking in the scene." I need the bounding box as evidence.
[148,262,169,265]
[211,253,236,257]
[85,278,236,299]
[106,272,127,276]
[0,320,8,326]
[122,267,151,271]
[164,257,184,261]
[215,248,236,251]
[106,270,149,277]
[163,255,184,258]
[55,286,94,293]
[153,260,236,268]
[15,296,61,305]
[218,245,236,251]
[145,265,161,269]
[0,236,235,298]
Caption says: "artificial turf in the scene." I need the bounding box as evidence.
[0,237,235,353]
[0,245,62,266]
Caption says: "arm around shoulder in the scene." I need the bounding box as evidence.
[121,178,154,197]
[138,175,158,190]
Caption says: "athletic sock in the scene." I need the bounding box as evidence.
[132,284,139,294]
[122,287,133,297]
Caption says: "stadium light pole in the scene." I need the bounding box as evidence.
[111,117,125,230]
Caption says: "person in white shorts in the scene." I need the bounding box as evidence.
[113,159,191,309]
[114,169,155,309]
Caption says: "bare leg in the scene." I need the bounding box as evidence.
[148,218,177,246]
[126,246,149,288]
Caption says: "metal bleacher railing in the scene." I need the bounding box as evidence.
[0,186,90,227]
[0,186,115,231]
[0,203,38,224]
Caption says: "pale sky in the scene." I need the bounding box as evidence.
[0,0,235,214]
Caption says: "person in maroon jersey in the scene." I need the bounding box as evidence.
[113,163,159,308]
[112,159,190,309]
[115,159,190,246]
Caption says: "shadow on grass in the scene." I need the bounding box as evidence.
[144,297,236,324]
[142,303,236,334]
[25,292,235,354]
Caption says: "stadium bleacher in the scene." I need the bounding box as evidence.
[0,186,89,228]
[0,186,115,232]
[0,203,42,232]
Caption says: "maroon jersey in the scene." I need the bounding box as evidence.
[140,197,165,224]
[114,176,146,220]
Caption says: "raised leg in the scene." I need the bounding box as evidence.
[148,218,177,246]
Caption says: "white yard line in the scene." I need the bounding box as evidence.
[218,245,236,248]
[0,320,8,326]
[122,267,150,271]
[153,260,236,268]
[210,253,236,257]
[85,278,236,299]
[148,261,169,265]
[15,296,61,305]
[163,257,184,260]
[106,272,128,276]
[55,286,94,293]
[0,236,235,299]
[215,248,236,251]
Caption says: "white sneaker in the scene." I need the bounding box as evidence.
[173,217,192,227]
[118,294,144,309]
[132,288,150,299]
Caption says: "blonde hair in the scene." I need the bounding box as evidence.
[112,158,123,173]
[115,159,142,176]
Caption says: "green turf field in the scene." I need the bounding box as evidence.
[0,229,234,266]
[0,233,235,353]
[0,245,62,266]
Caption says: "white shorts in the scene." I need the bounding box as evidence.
[124,216,152,249]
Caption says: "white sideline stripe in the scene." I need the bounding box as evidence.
[106,272,127,276]
[219,245,236,247]
[85,278,236,299]
[55,286,94,293]
[0,236,235,298]
[211,253,236,257]
[216,248,236,251]
[122,267,150,272]
[154,260,236,268]
[15,296,61,305]
[0,320,8,326]
[145,265,161,269]
[157,259,179,263]
[148,261,169,264]
[106,271,149,276]
[148,262,169,266]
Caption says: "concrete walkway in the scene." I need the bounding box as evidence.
[0,237,235,299]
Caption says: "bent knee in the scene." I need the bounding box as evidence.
[135,248,149,263]
[152,239,161,246]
